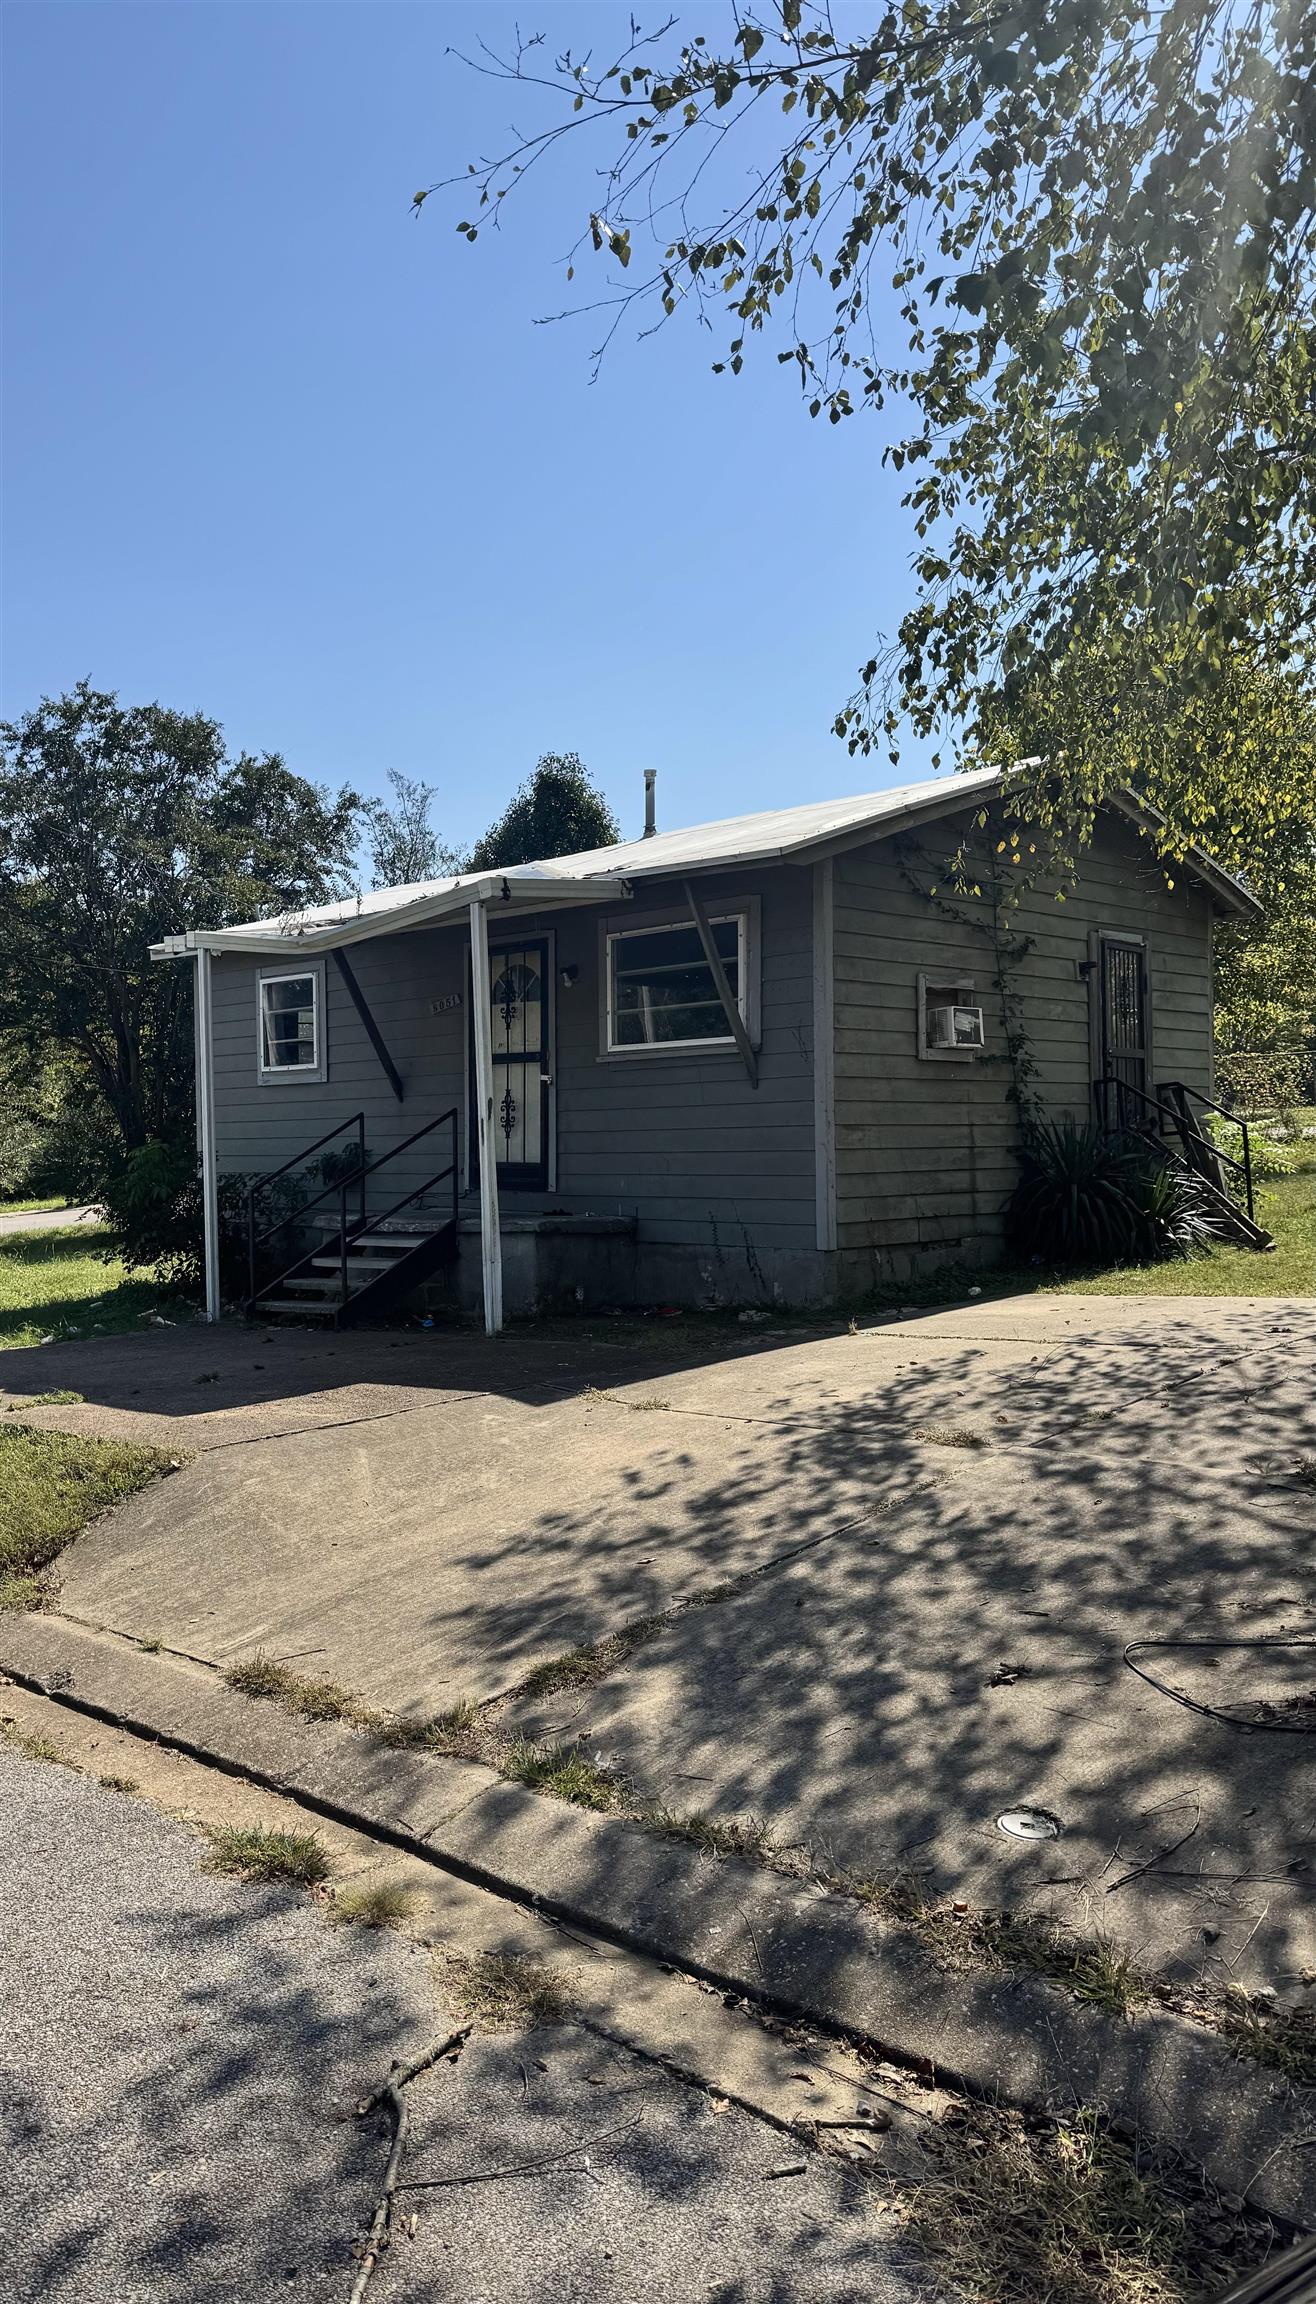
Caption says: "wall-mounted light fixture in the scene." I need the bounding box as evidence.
[560,962,580,988]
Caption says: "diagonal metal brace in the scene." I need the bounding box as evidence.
[331,948,405,1102]
[682,879,758,1089]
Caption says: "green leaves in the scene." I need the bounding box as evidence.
[0,683,362,1159]
[437,1,1315,824]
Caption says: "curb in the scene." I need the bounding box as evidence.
[3,1610,1311,2229]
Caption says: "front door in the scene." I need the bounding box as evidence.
[1099,936,1148,1120]
[471,937,551,1190]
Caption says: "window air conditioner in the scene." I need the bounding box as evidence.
[927,1002,985,1051]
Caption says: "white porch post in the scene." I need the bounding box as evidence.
[468,898,504,1335]
[194,944,221,1323]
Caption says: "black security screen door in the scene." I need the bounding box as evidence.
[471,939,551,1190]
[1100,938,1148,1105]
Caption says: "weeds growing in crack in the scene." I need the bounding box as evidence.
[334,1879,415,1929]
[441,1949,575,2031]
[1215,1986,1316,2087]
[502,1738,624,1811]
[372,1698,483,1756]
[225,1652,369,1727]
[205,1823,331,1886]
[518,1620,664,1701]
[839,1867,1147,2018]
[643,1806,784,1864]
[913,1423,989,1449]
[1,1717,66,1765]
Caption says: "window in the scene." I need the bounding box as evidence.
[606,914,747,1053]
[917,972,983,1063]
[258,968,322,1078]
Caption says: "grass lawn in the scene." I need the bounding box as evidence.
[0,1423,178,1608]
[0,1224,188,1348]
[0,1194,82,1215]
[1048,1165,1315,1298]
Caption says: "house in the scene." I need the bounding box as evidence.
[151,765,1263,1330]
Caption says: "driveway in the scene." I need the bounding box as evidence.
[3,1295,1313,1994]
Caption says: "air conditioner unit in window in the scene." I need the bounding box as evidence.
[926,1002,985,1051]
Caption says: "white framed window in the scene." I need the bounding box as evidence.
[257,964,326,1081]
[917,971,984,1063]
[604,911,750,1055]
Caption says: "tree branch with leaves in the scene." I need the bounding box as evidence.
[422,0,1314,846]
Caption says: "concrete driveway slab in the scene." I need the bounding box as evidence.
[8,1292,1312,1996]
[55,1379,935,1708]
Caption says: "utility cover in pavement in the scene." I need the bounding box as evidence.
[996,1807,1062,1840]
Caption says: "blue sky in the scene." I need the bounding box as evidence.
[2,0,934,851]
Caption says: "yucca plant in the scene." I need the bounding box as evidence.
[1122,1160,1222,1261]
[1005,1117,1212,1267]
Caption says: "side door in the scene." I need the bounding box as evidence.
[1098,934,1149,1123]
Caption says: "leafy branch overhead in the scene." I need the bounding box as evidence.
[425,0,1315,810]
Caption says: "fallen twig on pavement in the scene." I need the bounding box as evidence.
[399,2110,643,2191]
[350,2027,471,2304]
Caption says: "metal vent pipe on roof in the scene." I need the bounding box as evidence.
[643,769,657,838]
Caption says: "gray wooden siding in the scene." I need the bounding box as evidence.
[831,807,1214,1259]
[514,865,817,1252]
[211,862,819,1254]
[211,925,470,1211]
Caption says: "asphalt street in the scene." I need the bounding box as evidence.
[0,1742,939,2303]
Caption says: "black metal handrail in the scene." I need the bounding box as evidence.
[328,1149,459,1306]
[1158,1079,1254,1222]
[247,1113,366,1306]
[248,1108,459,1311]
[1092,1075,1254,1222]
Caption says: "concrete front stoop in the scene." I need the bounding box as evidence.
[2,1608,1311,2231]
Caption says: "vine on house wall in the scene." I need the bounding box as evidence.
[894,806,1077,1139]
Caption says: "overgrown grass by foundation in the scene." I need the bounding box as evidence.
[205,1823,331,1886]
[441,1948,576,2031]
[0,1423,178,1609]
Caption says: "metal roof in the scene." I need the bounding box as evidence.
[151,763,1257,957]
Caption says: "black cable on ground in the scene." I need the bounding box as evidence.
[1123,1636,1316,1733]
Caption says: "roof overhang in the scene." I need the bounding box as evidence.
[150,764,1261,960]
[149,870,635,962]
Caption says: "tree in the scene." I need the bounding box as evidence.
[0,682,361,1167]
[365,767,465,889]
[426,2,1315,838]
[468,752,620,868]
